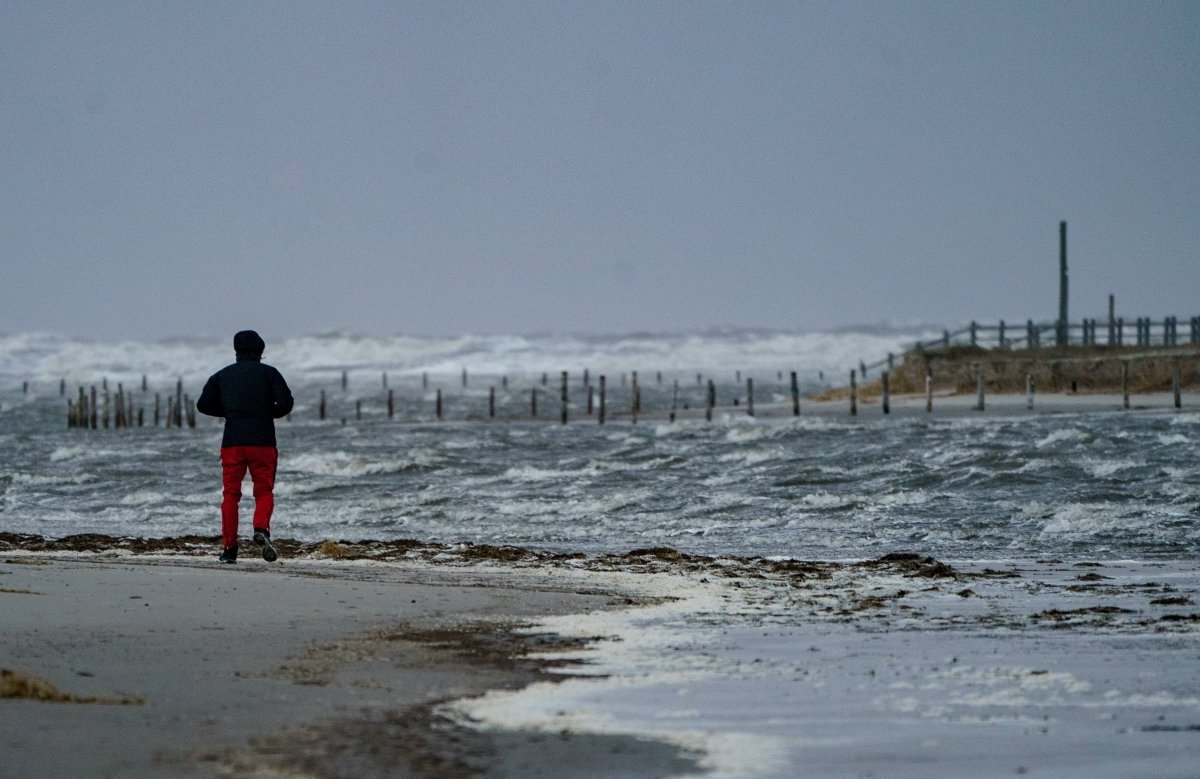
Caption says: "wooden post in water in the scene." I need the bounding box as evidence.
[90,386,98,429]
[587,385,594,416]
[881,371,890,414]
[790,371,800,416]
[488,386,495,419]
[1121,362,1130,410]
[102,387,110,429]
[436,389,443,421]
[706,380,715,422]
[530,388,537,418]
[746,378,755,417]
[631,371,639,425]
[975,371,985,412]
[319,390,327,420]
[924,371,933,414]
[387,389,394,419]
[1173,361,1182,409]
[560,371,568,424]
[175,379,183,428]
[355,400,362,421]
[60,379,66,396]
[849,370,857,416]
[1108,295,1116,345]
[598,376,607,425]
[154,394,161,426]
[1117,317,1124,346]
[341,371,348,391]
[669,380,679,423]
[1026,374,1035,410]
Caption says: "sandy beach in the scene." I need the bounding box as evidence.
[0,548,698,778]
[4,531,1200,778]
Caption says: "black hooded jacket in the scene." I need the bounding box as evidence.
[196,331,294,447]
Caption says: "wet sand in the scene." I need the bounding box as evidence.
[0,549,699,778]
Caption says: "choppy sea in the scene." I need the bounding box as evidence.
[2,328,1197,560]
[4,328,1199,777]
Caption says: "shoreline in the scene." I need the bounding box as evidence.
[0,550,700,778]
[5,539,1200,777]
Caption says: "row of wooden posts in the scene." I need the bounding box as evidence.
[65,377,194,430]
[319,370,807,424]
[849,359,1188,415]
[52,369,808,430]
[51,355,1192,431]
[853,314,1200,380]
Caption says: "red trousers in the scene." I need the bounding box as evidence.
[220,446,278,549]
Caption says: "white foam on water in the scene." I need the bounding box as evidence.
[1035,427,1092,448]
[445,567,792,778]
[1078,458,1140,479]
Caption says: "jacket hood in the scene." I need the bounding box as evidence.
[233,330,265,358]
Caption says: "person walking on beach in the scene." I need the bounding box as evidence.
[197,330,293,564]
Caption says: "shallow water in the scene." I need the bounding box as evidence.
[3,375,1198,561]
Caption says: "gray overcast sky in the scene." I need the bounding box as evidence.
[2,1,1197,340]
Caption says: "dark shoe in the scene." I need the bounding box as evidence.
[219,546,237,564]
[253,529,278,562]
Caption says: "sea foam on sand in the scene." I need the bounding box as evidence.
[447,557,1200,778]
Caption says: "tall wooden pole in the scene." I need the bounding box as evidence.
[1058,220,1069,346]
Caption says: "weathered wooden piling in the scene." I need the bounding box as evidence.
[141,374,148,392]
[154,394,161,426]
[746,378,755,417]
[706,380,715,422]
[924,371,933,414]
[849,370,857,416]
[1173,361,1182,409]
[319,390,327,420]
[1121,362,1130,410]
[174,379,183,428]
[530,387,538,418]
[60,379,65,396]
[1026,375,1035,410]
[560,371,568,424]
[387,389,394,419]
[488,386,495,419]
[631,371,639,425]
[341,371,348,391]
[587,385,594,416]
[881,371,890,414]
[356,400,362,421]
[598,376,607,425]
[90,386,98,429]
[975,371,985,412]
[436,389,443,421]
[790,371,800,416]
[669,380,679,423]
